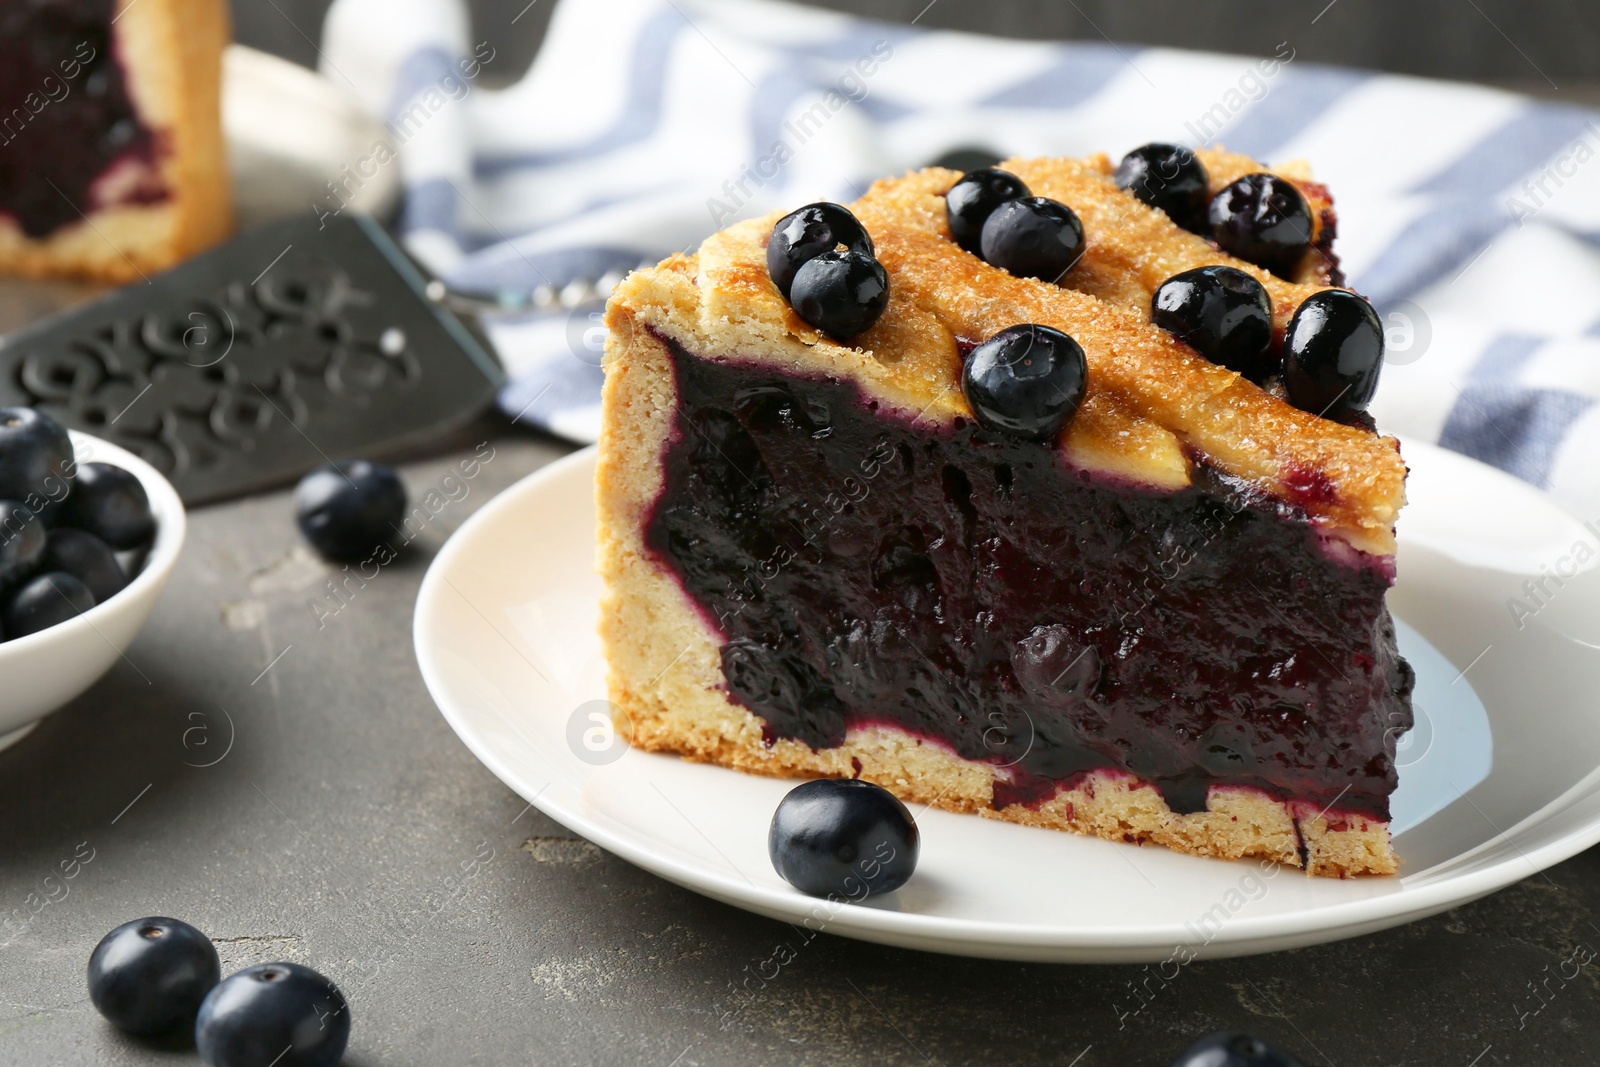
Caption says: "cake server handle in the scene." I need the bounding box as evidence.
[422,265,651,319]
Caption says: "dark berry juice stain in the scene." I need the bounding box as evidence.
[645,334,1414,820]
[0,0,164,238]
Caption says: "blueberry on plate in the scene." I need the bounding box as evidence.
[294,460,406,562]
[0,407,74,506]
[767,202,874,298]
[0,500,45,588]
[769,778,919,899]
[788,250,891,340]
[3,571,94,638]
[1208,172,1313,277]
[1114,143,1210,232]
[945,167,1031,254]
[196,962,349,1067]
[961,324,1088,442]
[58,462,155,550]
[1282,289,1385,419]
[1168,1031,1305,1067]
[1151,266,1275,381]
[43,527,126,603]
[88,917,220,1036]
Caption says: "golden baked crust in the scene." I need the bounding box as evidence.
[597,149,1405,878]
[0,0,233,283]
[621,153,1404,555]
[597,306,1395,878]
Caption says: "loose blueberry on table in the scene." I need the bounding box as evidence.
[1168,1030,1306,1067]
[1282,289,1386,419]
[961,323,1089,442]
[59,461,156,550]
[944,166,1032,253]
[1114,142,1211,233]
[1151,265,1275,382]
[769,779,919,899]
[196,961,350,1067]
[766,202,875,298]
[767,204,890,340]
[978,195,1086,283]
[87,916,221,1036]
[1208,172,1314,278]
[294,459,407,562]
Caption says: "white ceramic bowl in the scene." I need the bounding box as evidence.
[0,431,186,751]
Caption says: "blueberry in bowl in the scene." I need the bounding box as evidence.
[4,572,97,640]
[42,528,128,604]
[58,461,157,550]
[0,499,47,588]
[0,407,74,512]
[0,412,186,751]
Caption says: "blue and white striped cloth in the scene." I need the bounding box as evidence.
[323,0,1600,518]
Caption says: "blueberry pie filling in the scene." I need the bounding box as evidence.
[601,149,1411,877]
[645,339,1409,824]
[0,0,166,238]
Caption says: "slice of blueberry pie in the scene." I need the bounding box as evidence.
[0,0,233,282]
[598,144,1412,878]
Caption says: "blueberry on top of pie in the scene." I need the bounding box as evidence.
[597,146,1411,878]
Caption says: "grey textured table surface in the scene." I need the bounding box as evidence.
[2,410,1600,1066]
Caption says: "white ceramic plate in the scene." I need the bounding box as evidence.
[414,441,1600,962]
